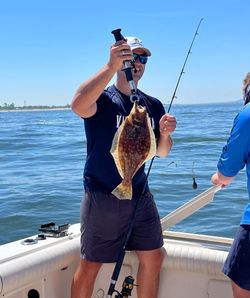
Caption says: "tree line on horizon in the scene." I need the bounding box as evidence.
[0,102,71,110]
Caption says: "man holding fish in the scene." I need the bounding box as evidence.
[71,35,177,298]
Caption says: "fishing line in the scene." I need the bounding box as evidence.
[106,21,203,297]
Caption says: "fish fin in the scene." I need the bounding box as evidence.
[145,114,157,161]
[112,182,132,200]
[110,121,126,179]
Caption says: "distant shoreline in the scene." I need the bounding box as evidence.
[0,107,71,113]
[0,99,242,113]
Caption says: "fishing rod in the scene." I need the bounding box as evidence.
[166,18,203,188]
[106,20,203,297]
[149,18,203,191]
[167,17,203,113]
[105,28,140,298]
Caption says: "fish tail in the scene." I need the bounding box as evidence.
[112,182,132,200]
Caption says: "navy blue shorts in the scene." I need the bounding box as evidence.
[223,225,250,290]
[80,189,163,263]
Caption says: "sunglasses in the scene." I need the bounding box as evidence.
[132,53,148,64]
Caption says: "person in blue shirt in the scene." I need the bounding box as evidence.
[70,36,177,298]
[211,72,250,298]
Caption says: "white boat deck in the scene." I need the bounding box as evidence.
[0,223,234,298]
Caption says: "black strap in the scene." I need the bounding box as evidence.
[244,84,250,105]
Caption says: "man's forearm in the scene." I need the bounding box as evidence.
[71,64,116,118]
[156,134,173,157]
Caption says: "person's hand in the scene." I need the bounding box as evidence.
[211,172,226,188]
[159,113,176,136]
[211,171,235,188]
[108,40,133,72]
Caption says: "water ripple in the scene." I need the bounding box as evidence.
[0,103,247,244]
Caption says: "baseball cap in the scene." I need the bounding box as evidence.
[125,36,151,56]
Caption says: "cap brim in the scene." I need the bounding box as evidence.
[130,45,151,57]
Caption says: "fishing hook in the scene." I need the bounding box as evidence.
[192,161,198,189]
[167,161,178,168]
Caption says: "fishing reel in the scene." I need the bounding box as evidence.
[113,276,137,298]
[111,28,139,104]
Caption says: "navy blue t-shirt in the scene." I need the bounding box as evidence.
[83,84,165,197]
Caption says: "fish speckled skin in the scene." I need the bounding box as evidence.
[110,101,156,200]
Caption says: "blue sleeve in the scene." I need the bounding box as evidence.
[217,109,250,177]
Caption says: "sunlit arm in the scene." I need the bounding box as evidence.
[211,171,235,188]
[71,64,116,118]
[71,41,129,118]
[156,134,173,157]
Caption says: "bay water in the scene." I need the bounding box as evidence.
[0,101,247,245]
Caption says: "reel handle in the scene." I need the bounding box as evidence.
[111,28,125,42]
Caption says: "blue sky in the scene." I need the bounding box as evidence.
[1,0,249,107]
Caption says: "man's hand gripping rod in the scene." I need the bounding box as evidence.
[111,28,139,103]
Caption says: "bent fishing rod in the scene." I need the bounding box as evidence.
[106,21,203,297]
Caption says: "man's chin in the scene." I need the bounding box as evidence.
[132,72,143,81]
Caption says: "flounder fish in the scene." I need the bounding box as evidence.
[110,101,156,200]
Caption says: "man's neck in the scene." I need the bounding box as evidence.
[115,81,131,96]
[115,75,138,96]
